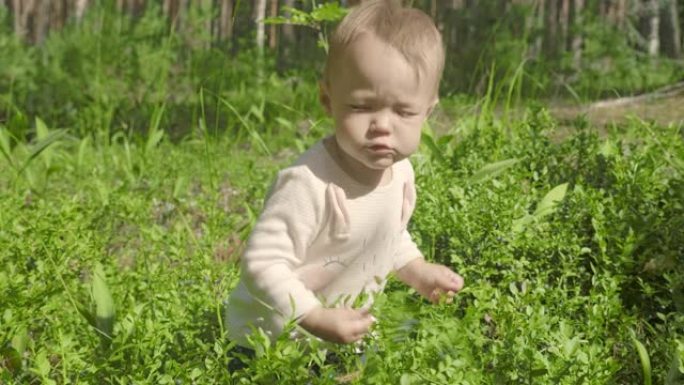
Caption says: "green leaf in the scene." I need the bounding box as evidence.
[32,349,51,378]
[261,16,293,25]
[599,139,618,158]
[11,328,28,354]
[630,330,652,385]
[16,129,67,176]
[145,104,166,153]
[513,183,569,233]
[511,213,532,234]
[468,158,519,184]
[421,132,445,163]
[35,117,49,140]
[220,98,270,156]
[189,368,202,380]
[77,136,90,171]
[0,126,15,168]
[533,183,568,218]
[437,134,454,147]
[400,373,414,385]
[665,340,684,385]
[311,3,348,22]
[0,346,22,374]
[92,263,115,340]
[264,7,315,27]
[76,303,97,329]
[173,174,188,199]
[562,337,579,357]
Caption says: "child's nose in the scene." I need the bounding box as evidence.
[369,110,391,134]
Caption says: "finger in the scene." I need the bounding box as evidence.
[357,307,371,317]
[452,274,464,291]
[356,314,375,333]
[356,308,377,325]
[350,332,366,343]
[430,288,457,304]
[438,270,464,292]
[429,288,443,303]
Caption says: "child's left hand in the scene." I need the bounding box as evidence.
[397,258,464,303]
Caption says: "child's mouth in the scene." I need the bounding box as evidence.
[368,144,392,153]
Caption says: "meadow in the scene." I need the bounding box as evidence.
[1,3,684,384]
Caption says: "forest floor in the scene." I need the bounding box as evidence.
[551,94,684,127]
[432,89,684,139]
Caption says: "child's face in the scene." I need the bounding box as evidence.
[320,33,437,177]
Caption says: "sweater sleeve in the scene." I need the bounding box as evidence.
[393,160,423,270]
[393,230,423,270]
[240,167,323,321]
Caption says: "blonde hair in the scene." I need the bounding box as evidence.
[324,0,445,96]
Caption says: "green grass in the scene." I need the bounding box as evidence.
[1,103,683,384]
[1,3,683,383]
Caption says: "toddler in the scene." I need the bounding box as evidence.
[227,0,464,348]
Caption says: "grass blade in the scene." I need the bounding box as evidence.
[35,117,49,140]
[92,263,115,341]
[665,340,684,385]
[0,126,15,168]
[77,136,91,171]
[16,129,67,176]
[220,97,271,156]
[146,103,166,153]
[512,183,568,233]
[533,183,568,218]
[420,131,445,163]
[468,158,519,184]
[630,329,652,385]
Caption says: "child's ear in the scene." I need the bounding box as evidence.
[319,80,332,116]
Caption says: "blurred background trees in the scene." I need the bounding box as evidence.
[3,1,683,56]
[0,1,682,138]
[2,1,683,93]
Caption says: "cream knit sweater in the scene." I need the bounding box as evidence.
[226,138,422,346]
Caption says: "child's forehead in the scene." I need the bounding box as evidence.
[338,36,436,81]
[332,33,415,75]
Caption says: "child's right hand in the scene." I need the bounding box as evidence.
[299,306,375,344]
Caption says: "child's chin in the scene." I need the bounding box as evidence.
[365,159,394,170]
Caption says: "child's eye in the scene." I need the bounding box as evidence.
[348,104,370,112]
[397,110,418,118]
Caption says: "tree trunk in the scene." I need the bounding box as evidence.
[254,0,266,53]
[277,0,295,72]
[560,0,570,51]
[162,0,171,17]
[268,0,278,50]
[199,0,212,49]
[32,0,49,44]
[571,0,584,71]
[451,0,465,9]
[164,0,183,28]
[281,0,294,44]
[50,0,68,31]
[254,0,267,80]
[660,0,681,58]
[218,0,234,41]
[544,0,558,57]
[647,0,660,56]
[75,0,88,21]
[13,0,29,39]
[615,0,627,29]
[532,0,545,59]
